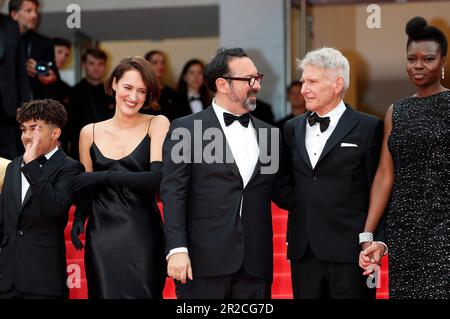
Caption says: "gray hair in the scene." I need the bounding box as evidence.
[297,47,350,97]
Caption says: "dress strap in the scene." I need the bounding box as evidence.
[92,123,95,144]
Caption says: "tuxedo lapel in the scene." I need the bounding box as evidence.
[202,107,243,183]
[294,114,313,170]
[317,107,359,163]
[246,115,263,186]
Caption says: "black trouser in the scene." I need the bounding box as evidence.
[176,267,271,299]
[291,245,376,299]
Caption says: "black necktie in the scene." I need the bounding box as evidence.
[308,113,330,133]
[223,112,250,128]
[37,155,48,166]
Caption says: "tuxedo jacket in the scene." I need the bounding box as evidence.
[282,105,385,263]
[0,149,83,296]
[161,106,284,282]
[0,14,30,118]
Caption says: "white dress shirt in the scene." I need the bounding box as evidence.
[187,92,203,114]
[212,100,259,188]
[167,100,260,259]
[21,147,58,203]
[305,100,346,169]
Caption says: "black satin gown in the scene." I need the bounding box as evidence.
[85,135,166,298]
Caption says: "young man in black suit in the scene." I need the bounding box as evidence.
[0,99,84,299]
[161,48,289,299]
[282,47,386,299]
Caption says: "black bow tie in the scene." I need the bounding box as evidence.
[308,113,330,132]
[37,155,48,165]
[189,96,201,102]
[223,112,250,128]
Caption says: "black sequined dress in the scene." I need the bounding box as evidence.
[387,91,450,299]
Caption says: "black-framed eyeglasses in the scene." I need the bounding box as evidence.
[222,72,264,87]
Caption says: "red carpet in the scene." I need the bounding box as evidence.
[65,204,389,299]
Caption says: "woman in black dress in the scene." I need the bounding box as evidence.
[71,56,169,298]
[360,17,449,299]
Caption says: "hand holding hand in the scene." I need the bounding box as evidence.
[359,242,385,275]
[167,253,193,284]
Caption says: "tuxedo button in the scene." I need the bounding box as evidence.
[0,274,3,279]
[17,230,24,236]
[312,176,318,181]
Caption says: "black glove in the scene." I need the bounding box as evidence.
[105,161,162,191]
[71,217,85,250]
[73,171,107,192]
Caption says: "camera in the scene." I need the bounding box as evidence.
[36,61,53,76]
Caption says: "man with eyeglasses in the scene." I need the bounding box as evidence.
[161,47,290,299]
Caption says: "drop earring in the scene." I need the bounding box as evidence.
[442,67,445,79]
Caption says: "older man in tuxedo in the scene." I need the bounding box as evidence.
[281,47,386,299]
[161,47,289,299]
[0,99,83,299]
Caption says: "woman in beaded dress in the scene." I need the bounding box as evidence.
[359,16,450,299]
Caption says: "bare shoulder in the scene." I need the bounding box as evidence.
[149,115,170,132]
[79,123,94,143]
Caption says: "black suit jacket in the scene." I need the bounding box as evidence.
[0,149,83,296]
[161,106,282,282]
[282,105,384,263]
[0,14,30,117]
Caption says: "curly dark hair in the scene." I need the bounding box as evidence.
[16,99,67,128]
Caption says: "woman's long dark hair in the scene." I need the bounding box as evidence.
[177,59,212,107]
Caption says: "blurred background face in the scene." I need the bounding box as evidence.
[148,53,166,79]
[11,0,39,33]
[54,45,70,69]
[184,63,204,92]
[406,40,445,88]
[83,55,106,83]
[288,83,306,111]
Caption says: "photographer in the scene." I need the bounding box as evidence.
[9,0,59,100]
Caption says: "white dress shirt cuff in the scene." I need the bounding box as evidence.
[166,247,188,260]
